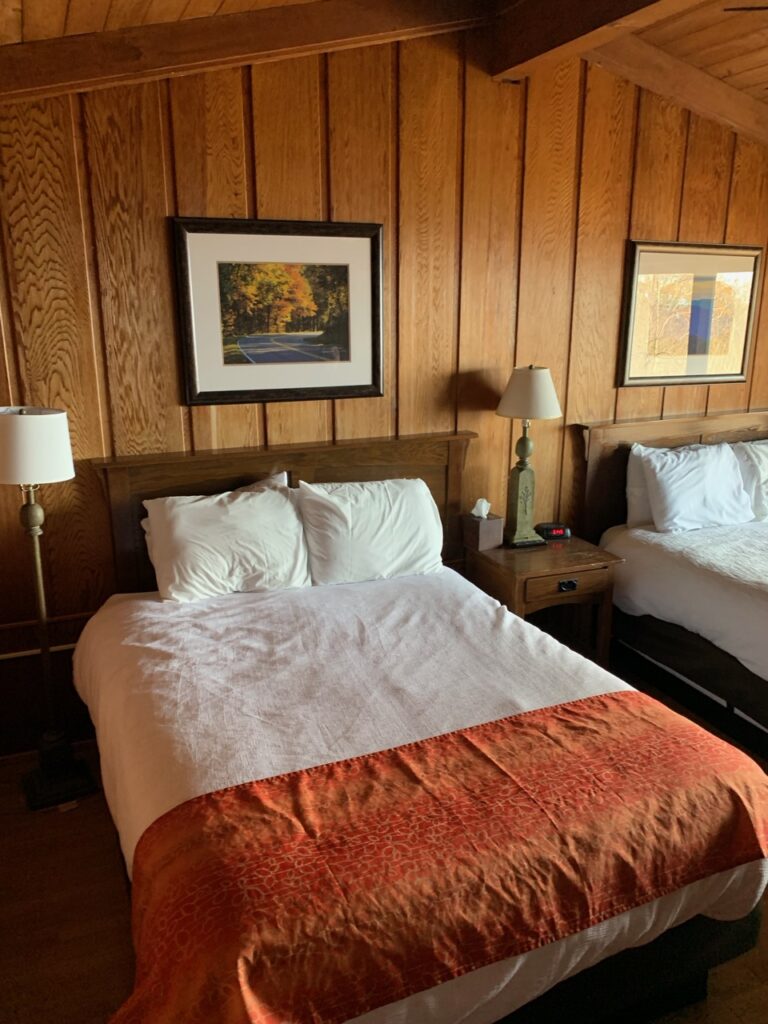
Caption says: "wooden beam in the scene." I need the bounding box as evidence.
[487,0,707,80]
[0,0,485,103]
[586,34,768,148]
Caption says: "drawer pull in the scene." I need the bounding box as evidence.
[558,579,578,593]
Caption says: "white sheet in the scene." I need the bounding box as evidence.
[602,522,768,682]
[73,568,768,1024]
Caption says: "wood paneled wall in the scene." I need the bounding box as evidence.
[1,37,768,652]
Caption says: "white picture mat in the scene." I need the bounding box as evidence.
[186,232,374,393]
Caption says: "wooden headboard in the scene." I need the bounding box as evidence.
[94,432,476,593]
[582,411,768,542]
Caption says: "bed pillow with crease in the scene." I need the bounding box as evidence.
[142,479,310,601]
[640,442,754,533]
[298,478,443,585]
[732,439,768,521]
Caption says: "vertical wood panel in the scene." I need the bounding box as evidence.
[456,57,523,517]
[397,35,462,436]
[616,91,688,422]
[561,65,636,526]
[251,55,332,445]
[171,68,265,450]
[710,137,768,412]
[663,115,734,417]
[0,95,112,618]
[328,44,396,441]
[85,83,187,455]
[516,58,583,522]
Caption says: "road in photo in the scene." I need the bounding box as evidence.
[238,333,343,363]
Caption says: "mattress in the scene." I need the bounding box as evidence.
[73,568,768,1024]
[601,522,768,683]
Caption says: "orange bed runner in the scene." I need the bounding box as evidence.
[113,691,768,1024]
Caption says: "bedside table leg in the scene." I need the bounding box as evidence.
[596,588,614,668]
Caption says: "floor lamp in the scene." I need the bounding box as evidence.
[0,406,97,809]
[496,366,562,547]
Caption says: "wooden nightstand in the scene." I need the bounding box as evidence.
[465,537,625,667]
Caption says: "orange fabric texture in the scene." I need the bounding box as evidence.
[113,692,768,1024]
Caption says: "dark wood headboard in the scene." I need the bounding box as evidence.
[582,411,768,542]
[94,432,476,593]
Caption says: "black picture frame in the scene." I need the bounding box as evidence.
[173,217,383,405]
[618,239,761,388]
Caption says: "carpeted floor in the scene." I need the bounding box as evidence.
[0,734,765,1024]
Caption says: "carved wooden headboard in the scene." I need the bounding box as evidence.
[94,432,475,593]
[581,411,768,542]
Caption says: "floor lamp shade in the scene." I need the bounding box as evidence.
[496,367,562,547]
[0,407,75,484]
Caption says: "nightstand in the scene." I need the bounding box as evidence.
[465,537,625,667]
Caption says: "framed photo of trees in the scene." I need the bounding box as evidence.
[618,241,761,387]
[173,218,383,404]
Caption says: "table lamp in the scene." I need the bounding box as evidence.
[0,406,96,809]
[496,365,562,547]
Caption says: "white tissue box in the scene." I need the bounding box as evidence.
[462,513,503,551]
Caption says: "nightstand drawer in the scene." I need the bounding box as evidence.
[525,567,610,604]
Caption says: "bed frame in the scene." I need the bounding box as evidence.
[581,410,768,732]
[93,429,762,1024]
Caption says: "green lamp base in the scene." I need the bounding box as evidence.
[504,462,545,548]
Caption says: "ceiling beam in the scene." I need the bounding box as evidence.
[487,0,707,80]
[0,0,486,104]
[586,34,768,147]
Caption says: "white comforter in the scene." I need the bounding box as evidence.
[74,568,767,1024]
[602,522,768,683]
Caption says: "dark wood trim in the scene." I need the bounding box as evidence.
[95,432,475,593]
[0,0,486,104]
[484,0,705,80]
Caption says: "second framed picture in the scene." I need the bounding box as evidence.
[618,240,761,387]
[174,217,383,405]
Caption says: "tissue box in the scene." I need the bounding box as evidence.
[462,513,504,551]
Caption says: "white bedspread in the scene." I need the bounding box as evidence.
[74,568,768,1024]
[602,522,768,682]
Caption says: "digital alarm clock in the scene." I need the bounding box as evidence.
[534,522,571,541]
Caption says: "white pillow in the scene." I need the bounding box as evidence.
[640,443,754,533]
[626,444,654,526]
[732,439,768,521]
[298,478,443,585]
[141,472,288,554]
[143,484,310,602]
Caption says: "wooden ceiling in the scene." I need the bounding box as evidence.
[5,0,768,152]
[641,1,768,101]
[0,0,317,45]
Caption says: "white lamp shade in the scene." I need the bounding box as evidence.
[0,406,75,485]
[496,366,562,420]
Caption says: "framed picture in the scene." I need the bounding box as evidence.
[618,240,761,387]
[173,217,383,405]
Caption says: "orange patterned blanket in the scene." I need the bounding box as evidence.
[113,691,768,1024]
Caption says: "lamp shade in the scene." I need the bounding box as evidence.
[496,366,562,420]
[0,407,75,485]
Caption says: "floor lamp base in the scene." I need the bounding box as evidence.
[22,761,98,811]
[22,731,98,810]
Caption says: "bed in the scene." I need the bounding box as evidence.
[582,411,768,734]
[76,432,768,1024]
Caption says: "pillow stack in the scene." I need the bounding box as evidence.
[627,440,765,533]
[142,474,444,602]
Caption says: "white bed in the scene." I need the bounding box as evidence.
[602,521,768,684]
[74,567,768,1024]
